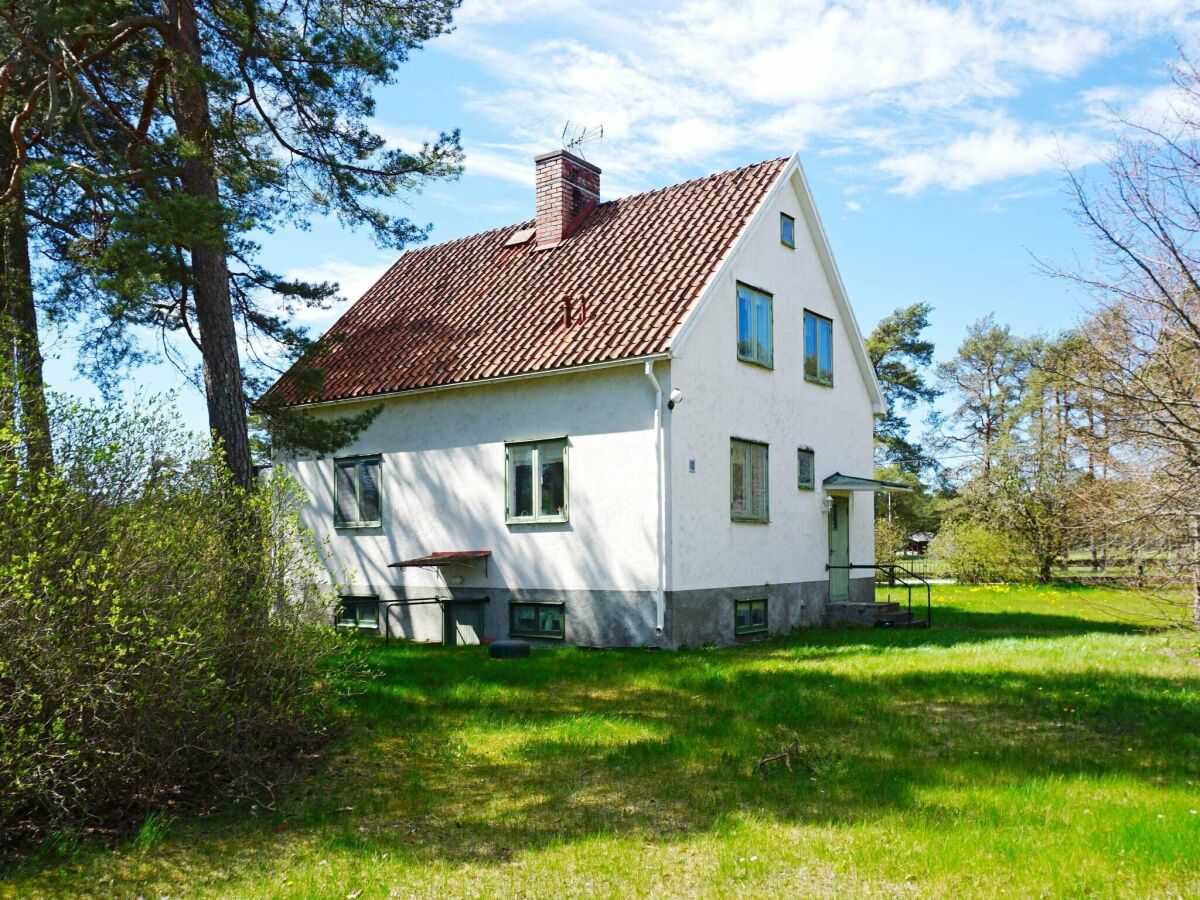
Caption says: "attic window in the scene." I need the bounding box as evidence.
[504,227,536,247]
[780,213,796,248]
[736,283,773,368]
[804,311,833,386]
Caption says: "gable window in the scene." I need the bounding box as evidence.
[506,438,568,523]
[780,213,796,248]
[736,283,773,368]
[510,601,565,639]
[735,598,768,636]
[804,311,833,385]
[730,439,769,522]
[797,447,815,490]
[335,455,382,527]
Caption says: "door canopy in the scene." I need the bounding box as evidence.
[822,473,911,492]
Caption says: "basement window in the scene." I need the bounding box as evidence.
[780,213,796,248]
[506,438,568,523]
[510,601,565,639]
[337,596,379,630]
[736,283,774,368]
[334,455,382,527]
[735,598,768,636]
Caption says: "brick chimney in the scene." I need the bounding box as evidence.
[534,149,601,249]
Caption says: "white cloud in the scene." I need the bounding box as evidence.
[442,0,1200,196]
[283,257,393,322]
[879,117,1099,193]
[463,144,536,186]
[845,200,863,212]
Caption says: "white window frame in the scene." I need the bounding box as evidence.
[505,438,569,524]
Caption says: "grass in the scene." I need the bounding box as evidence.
[5,584,1200,898]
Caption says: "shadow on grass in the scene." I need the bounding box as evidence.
[284,618,1200,868]
[8,605,1197,888]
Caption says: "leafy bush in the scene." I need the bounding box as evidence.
[928,522,1033,584]
[0,399,348,846]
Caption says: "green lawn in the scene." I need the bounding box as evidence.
[6,585,1200,898]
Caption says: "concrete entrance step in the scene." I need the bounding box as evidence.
[828,601,929,629]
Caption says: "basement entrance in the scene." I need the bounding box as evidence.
[444,602,485,646]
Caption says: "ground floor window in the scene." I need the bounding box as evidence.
[506,438,569,523]
[510,601,565,639]
[337,596,379,629]
[734,598,768,636]
[731,438,769,522]
[797,447,815,490]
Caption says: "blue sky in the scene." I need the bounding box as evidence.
[40,0,1200,435]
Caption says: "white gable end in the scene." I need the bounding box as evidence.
[662,153,880,601]
[670,154,886,416]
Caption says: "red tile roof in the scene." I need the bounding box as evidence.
[270,157,788,406]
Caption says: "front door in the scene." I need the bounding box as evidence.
[444,602,485,646]
[828,495,850,602]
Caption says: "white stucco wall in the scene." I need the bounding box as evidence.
[666,170,877,592]
[285,364,662,601]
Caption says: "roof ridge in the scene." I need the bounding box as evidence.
[395,156,789,259]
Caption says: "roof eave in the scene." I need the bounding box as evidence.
[279,351,673,411]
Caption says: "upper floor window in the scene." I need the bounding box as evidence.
[730,438,769,522]
[506,438,568,523]
[736,283,773,368]
[780,213,796,248]
[804,311,833,385]
[335,455,382,527]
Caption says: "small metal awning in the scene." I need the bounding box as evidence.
[823,473,911,492]
[388,550,492,568]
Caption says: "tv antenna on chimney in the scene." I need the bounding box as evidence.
[561,121,603,158]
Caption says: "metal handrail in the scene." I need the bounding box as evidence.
[335,596,444,644]
[826,562,931,627]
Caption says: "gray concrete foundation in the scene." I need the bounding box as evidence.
[354,576,875,649]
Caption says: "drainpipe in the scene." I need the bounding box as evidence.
[644,361,666,638]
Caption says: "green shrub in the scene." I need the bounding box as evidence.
[0,399,350,846]
[928,522,1033,584]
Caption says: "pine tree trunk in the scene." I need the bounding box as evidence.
[163,0,252,491]
[0,127,52,473]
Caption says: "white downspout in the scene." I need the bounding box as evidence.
[644,361,666,637]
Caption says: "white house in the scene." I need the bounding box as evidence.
[271,149,899,648]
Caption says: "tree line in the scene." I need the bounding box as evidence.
[867,57,1200,625]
